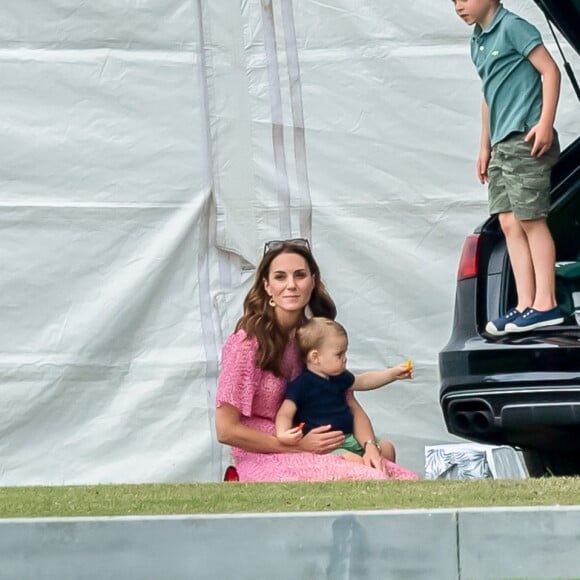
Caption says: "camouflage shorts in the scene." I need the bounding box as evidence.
[488,131,560,220]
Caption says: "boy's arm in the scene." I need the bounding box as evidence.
[477,99,491,184]
[526,44,561,157]
[275,399,304,446]
[347,391,386,474]
[352,363,412,391]
[275,399,298,436]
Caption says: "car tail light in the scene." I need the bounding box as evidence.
[457,234,480,280]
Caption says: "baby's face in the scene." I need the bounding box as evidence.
[317,331,348,376]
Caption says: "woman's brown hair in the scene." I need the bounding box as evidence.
[235,242,337,376]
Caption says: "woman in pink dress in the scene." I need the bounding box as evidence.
[215,239,418,482]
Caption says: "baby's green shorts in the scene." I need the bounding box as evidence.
[332,433,364,456]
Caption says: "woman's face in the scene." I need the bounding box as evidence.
[264,252,315,315]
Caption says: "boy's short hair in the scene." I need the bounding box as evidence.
[296,317,347,360]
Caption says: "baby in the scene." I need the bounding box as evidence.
[275,317,413,463]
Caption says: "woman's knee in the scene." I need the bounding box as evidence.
[379,440,396,462]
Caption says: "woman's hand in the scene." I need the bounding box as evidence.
[298,425,344,454]
[362,444,387,475]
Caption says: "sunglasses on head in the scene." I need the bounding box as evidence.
[263,238,311,255]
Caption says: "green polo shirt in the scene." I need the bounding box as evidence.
[471,5,543,146]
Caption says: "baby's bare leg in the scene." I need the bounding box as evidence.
[340,451,364,464]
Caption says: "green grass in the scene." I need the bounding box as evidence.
[2,478,580,519]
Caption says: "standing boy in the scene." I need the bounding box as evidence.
[453,0,564,335]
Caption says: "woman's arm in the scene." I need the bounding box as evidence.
[347,391,386,473]
[216,402,345,454]
[216,403,288,453]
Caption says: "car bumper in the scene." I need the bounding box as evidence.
[439,338,580,449]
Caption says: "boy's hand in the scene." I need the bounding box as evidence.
[476,147,490,184]
[525,123,554,157]
[277,426,304,446]
[392,361,413,380]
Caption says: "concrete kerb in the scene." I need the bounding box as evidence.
[1,506,580,580]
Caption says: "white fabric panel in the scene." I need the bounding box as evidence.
[0,1,218,484]
[0,0,578,483]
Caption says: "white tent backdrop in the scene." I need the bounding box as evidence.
[0,0,577,484]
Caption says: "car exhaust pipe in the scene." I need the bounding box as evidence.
[450,409,494,434]
[452,411,472,433]
[472,410,493,433]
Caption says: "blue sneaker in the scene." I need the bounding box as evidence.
[505,306,565,333]
[485,308,522,336]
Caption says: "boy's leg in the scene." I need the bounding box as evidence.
[332,434,366,460]
[484,138,534,336]
[502,134,563,332]
[519,218,557,311]
[339,451,365,464]
[498,212,534,311]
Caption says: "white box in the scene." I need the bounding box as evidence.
[425,443,528,480]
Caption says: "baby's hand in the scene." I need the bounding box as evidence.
[393,360,413,380]
[277,425,304,445]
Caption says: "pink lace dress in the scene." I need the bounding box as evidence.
[216,330,418,482]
